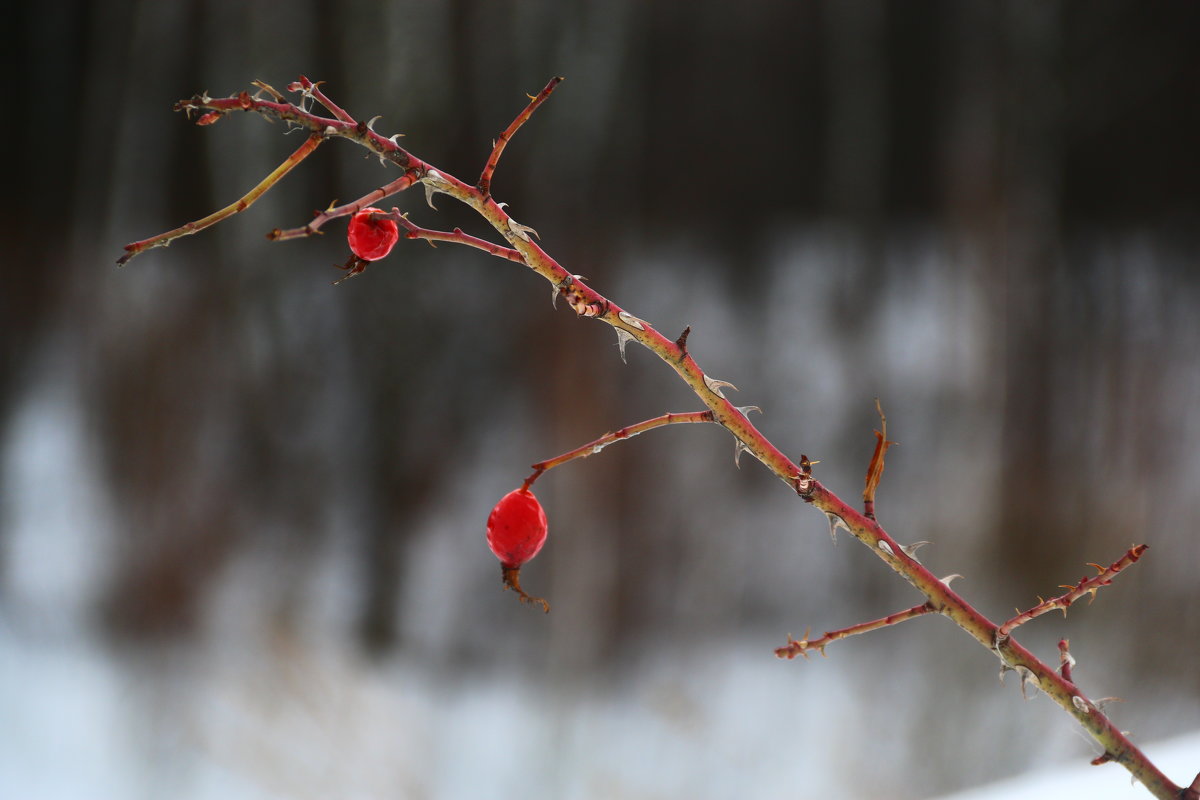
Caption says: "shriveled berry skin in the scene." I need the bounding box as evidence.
[347,207,400,261]
[486,488,548,568]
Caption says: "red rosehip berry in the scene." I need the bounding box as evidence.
[487,488,548,567]
[486,488,550,612]
[346,207,400,261]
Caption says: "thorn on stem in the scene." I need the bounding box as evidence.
[615,328,636,364]
[825,512,849,545]
[733,440,750,469]
[1015,665,1039,699]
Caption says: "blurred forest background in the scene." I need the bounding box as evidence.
[2,1,1199,798]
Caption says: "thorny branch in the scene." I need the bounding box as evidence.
[119,77,1192,799]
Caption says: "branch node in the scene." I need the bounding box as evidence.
[1059,638,1076,682]
[675,325,692,357]
[793,454,817,496]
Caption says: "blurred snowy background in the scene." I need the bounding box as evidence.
[3,1,1199,798]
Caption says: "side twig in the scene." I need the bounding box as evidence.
[386,211,525,263]
[119,133,323,265]
[523,410,717,489]
[996,545,1149,642]
[775,602,934,659]
[478,76,563,198]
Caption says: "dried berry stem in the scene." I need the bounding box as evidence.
[119,78,1190,799]
[775,602,934,659]
[523,410,716,489]
[996,545,1149,641]
[501,565,549,613]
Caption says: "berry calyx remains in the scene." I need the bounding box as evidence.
[486,488,550,612]
[346,207,400,261]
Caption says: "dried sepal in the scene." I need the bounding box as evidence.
[501,565,550,613]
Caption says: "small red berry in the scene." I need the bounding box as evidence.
[346,207,400,261]
[487,488,548,567]
[486,488,550,612]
